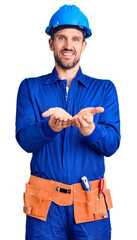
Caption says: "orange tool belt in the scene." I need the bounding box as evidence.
[23,175,113,224]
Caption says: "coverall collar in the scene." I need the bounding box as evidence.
[43,67,89,87]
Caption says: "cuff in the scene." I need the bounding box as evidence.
[83,125,102,144]
[42,119,59,138]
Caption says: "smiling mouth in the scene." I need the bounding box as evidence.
[61,50,75,57]
[62,52,73,56]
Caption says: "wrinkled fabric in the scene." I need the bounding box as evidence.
[16,67,120,184]
[26,203,111,240]
[16,67,120,239]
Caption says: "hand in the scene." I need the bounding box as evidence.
[71,107,104,136]
[42,107,72,132]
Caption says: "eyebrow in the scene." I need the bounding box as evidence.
[55,34,65,38]
[55,34,82,40]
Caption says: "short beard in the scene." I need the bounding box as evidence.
[54,54,80,70]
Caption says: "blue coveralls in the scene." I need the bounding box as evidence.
[16,67,120,240]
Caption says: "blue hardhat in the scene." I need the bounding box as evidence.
[45,5,92,39]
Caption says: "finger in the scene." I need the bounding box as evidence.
[58,116,71,125]
[66,119,72,126]
[74,117,81,128]
[50,115,57,125]
[61,121,67,127]
[58,116,64,121]
[61,117,68,126]
[52,113,66,120]
[55,118,63,128]
[42,108,55,118]
[82,115,92,124]
[61,119,71,128]
[71,118,77,127]
[77,116,89,127]
[89,107,104,115]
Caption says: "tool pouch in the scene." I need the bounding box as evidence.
[73,185,113,224]
[23,176,113,223]
[23,183,52,221]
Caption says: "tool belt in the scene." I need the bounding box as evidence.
[23,175,113,224]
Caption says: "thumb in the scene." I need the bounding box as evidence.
[90,107,104,115]
[42,108,54,118]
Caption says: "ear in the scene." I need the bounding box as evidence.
[82,40,87,53]
[49,38,54,51]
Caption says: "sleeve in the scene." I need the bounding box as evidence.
[82,80,121,157]
[15,79,59,153]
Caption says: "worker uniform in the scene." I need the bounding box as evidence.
[16,67,120,239]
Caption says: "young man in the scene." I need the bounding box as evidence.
[16,4,120,240]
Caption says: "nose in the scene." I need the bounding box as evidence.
[64,38,72,50]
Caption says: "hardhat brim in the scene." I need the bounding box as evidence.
[46,24,92,39]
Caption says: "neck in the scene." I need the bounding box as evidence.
[55,63,80,87]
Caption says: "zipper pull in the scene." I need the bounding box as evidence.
[65,86,69,102]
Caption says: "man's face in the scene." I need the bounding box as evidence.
[49,28,87,70]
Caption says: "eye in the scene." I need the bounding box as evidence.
[73,37,80,42]
[58,36,65,41]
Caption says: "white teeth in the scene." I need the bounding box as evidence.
[62,52,73,56]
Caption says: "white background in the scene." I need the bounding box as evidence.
[0,0,137,239]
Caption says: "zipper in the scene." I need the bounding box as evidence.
[65,86,69,102]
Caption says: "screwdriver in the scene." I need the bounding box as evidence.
[99,178,104,198]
